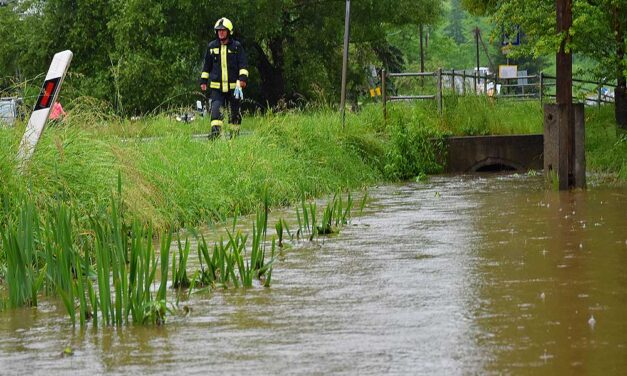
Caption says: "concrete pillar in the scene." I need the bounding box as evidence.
[544,104,586,189]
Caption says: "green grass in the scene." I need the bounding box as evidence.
[585,107,627,182]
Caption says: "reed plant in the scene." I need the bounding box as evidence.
[1,199,44,308]
[172,235,191,289]
[90,200,172,326]
[43,203,85,325]
[295,191,355,240]
[192,202,276,290]
[0,184,174,326]
[275,218,292,247]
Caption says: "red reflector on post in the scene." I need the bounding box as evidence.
[34,77,61,111]
[41,82,55,108]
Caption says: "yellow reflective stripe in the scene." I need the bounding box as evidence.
[229,83,237,89]
[211,120,224,126]
[239,69,249,77]
[201,72,209,79]
[375,87,381,96]
[369,89,375,97]
[211,48,219,54]
[221,45,228,92]
[210,82,221,89]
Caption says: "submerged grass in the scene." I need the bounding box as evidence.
[192,200,276,290]
[295,191,355,241]
[0,188,173,326]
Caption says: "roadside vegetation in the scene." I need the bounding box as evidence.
[0,96,625,324]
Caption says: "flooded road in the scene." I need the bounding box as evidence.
[1,175,626,375]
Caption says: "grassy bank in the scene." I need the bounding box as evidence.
[585,107,627,181]
[0,102,435,229]
[1,97,624,230]
[1,107,387,229]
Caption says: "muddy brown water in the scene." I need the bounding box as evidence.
[0,175,626,375]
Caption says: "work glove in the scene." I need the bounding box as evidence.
[234,81,244,100]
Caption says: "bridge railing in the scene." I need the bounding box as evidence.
[382,69,618,119]
[540,74,617,107]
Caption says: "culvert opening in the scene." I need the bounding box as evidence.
[475,164,517,172]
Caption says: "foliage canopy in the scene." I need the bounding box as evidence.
[0,0,442,114]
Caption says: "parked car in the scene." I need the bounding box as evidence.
[0,97,23,127]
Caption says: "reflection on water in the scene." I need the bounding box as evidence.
[0,175,625,375]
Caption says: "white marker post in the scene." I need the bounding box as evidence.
[17,50,73,165]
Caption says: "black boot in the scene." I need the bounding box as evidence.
[209,125,221,140]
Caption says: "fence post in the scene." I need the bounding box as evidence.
[597,82,602,108]
[451,69,455,92]
[382,68,387,122]
[437,68,443,114]
[462,70,466,95]
[483,72,488,95]
[540,72,544,105]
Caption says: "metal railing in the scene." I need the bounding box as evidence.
[382,68,618,119]
[382,69,443,120]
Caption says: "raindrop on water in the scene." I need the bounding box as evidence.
[540,349,553,362]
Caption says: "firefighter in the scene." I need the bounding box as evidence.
[200,17,249,139]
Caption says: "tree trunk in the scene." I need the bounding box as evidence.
[613,5,627,130]
[617,88,627,130]
[252,37,286,108]
[556,0,572,106]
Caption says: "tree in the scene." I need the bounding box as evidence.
[0,0,443,114]
[445,0,467,44]
[463,0,627,129]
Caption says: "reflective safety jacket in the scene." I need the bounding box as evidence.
[200,39,249,92]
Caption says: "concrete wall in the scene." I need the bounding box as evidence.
[445,134,544,173]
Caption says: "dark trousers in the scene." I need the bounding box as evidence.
[210,89,241,126]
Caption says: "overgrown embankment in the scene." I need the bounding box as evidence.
[0,104,439,230]
[0,98,624,231]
